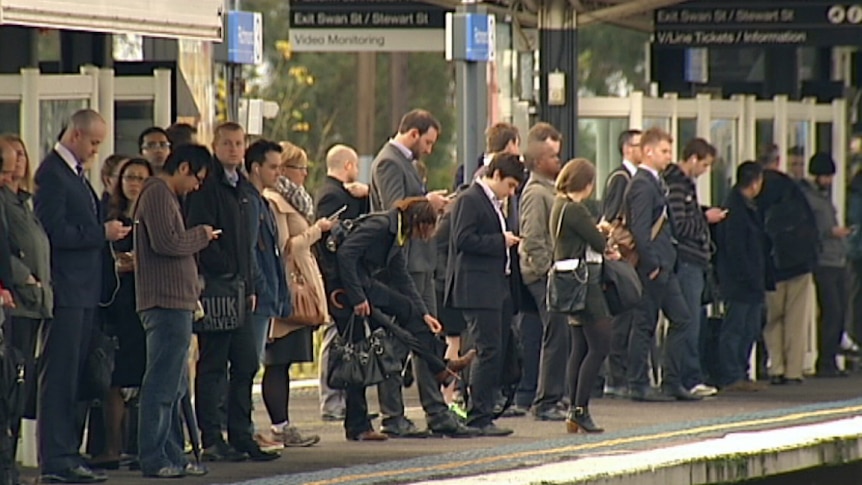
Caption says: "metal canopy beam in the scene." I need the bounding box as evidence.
[576,0,686,26]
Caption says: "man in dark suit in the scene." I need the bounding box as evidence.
[314,144,368,421]
[624,127,700,403]
[601,129,641,398]
[369,110,472,438]
[34,109,129,483]
[447,153,526,436]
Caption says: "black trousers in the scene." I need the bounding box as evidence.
[336,280,447,438]
[462,295,514,428]
[377,271,449,425]
[3,316,39,479]
[607,310,635,389]
[814,266,849,372]
[627,271,693,391]
[194,316,258,449]
[38,307,95,474]
[527,278,571,412]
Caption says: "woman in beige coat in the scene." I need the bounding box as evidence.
[259,142,330,448]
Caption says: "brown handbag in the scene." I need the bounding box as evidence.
[269,254,326,341]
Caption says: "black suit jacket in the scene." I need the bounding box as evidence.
[34,150,104,308]
[336,210,428,315]
[625,168,677,277]
[314,176,370,280]
[445,183,509,310]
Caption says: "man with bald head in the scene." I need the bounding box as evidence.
[34,109,129,483]
[313,144,369,421]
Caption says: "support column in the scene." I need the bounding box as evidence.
[455,2,489,181]
[356,52,377,183]
[538,0,577,160]
[390,53,409,133]
[0,27,38,74]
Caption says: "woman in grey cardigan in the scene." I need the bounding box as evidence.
[0,134,52,471]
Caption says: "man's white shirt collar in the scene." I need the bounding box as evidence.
[388,139,413,160]
[54,142,80,174]
[623,159,637,176]
[640,164,660,180]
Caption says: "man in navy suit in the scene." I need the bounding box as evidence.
[624,127,699,403]
[34,109,129,483]
[446,153,526,436]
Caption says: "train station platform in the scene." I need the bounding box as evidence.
[20,374,862,484]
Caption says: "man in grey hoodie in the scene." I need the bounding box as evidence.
[801,153,851,377]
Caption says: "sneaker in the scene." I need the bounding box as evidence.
[448,402,468,420]
[275,425,321,448]
[689,383,718,397]
[254,432,283,451]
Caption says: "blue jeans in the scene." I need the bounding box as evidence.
[718,301,764,386]
[138,308,192,474]
[675,261,706,389]
[251,314,270,364]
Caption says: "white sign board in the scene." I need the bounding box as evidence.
[290,29,444,53]
[0,0,224,41]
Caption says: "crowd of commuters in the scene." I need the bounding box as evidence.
[0,107,858,484]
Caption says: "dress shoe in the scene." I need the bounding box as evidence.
[435,349,477,384]
[629,388,675,402]
[663,385,703,401]
[428,414,481,438]
[235,442,280,462]
[40,465,108,483]
[321,411,346,422]
[566,406,604,434]
[495,404,527,418]
[533,407,567,422]
[473,423,513,437]
[201,442,249,462]
[380,417,430,438]
[86,459,119,471]
[349,430,388,441]
[142,466,184,478]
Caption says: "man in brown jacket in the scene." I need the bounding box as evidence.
[134,144,215,478]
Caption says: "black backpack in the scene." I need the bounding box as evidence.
[764,186,819,271]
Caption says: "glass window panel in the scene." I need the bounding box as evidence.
[577,118,628,200]
[0,102,20,135]
[644,118,670,131]
[39,99,88,160]
[115,101,155,156]
[788,120,809,153]
[710,119,736,207]
[755,119,774,156]
[678,118,697,160]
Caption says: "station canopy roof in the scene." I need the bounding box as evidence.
[422,0,688,31]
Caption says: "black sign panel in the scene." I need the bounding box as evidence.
[654,1,862,47]
[289,1,450,30]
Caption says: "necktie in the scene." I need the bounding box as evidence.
[76,163,98,216]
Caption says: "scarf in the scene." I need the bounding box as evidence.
[275,175,314,223]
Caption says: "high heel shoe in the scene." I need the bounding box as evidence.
[566,406,604,434]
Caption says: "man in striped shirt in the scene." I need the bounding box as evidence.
[663,138,727,398]
[134,144,216,478]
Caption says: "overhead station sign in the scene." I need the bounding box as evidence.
[289,0,450,52]
[654,1,862,47]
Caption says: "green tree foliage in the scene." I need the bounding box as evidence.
[243,0,456,193]
[577,23,649,96]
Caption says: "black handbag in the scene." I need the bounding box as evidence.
[327,315,400,390]
[80,329,118,401]
[194,275,246,333]
[547,202,589,314]
[602,259,643,315]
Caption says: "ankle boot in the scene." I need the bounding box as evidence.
[566,406,604,434]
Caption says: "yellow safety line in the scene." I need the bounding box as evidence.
[305,404,862,485]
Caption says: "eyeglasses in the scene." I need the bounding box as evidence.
[142,142,171,150]
[284,165,309,172]
[122,175,147,183]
